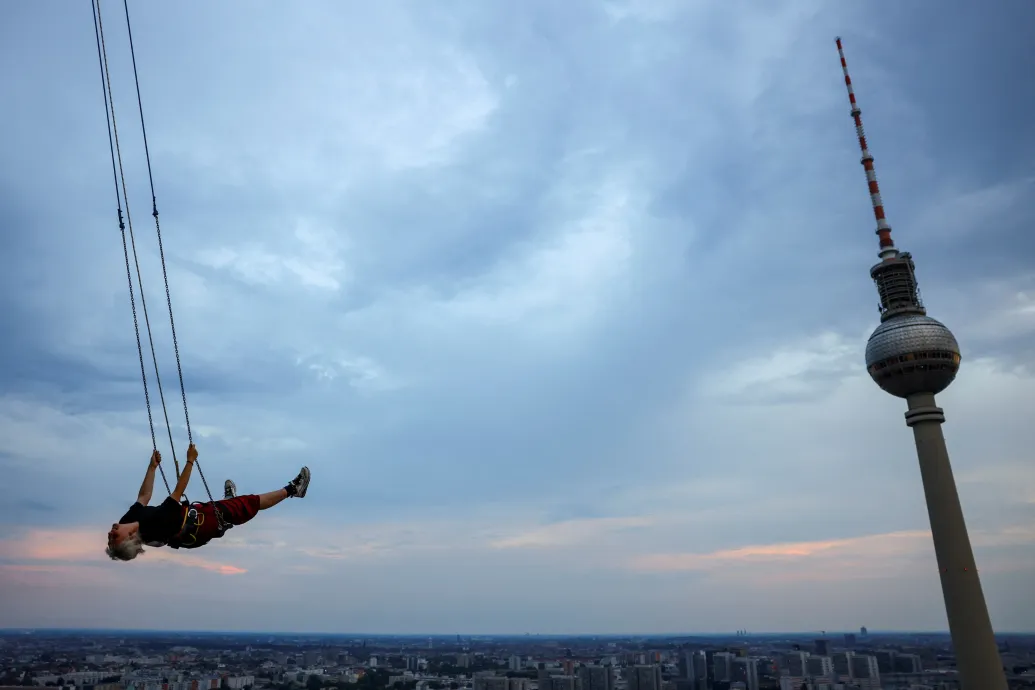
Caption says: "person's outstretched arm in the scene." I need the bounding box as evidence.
[137,450,161,505]
[169,444,198,503]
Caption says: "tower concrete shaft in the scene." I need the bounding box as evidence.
[836,37,1007,690]
[906,394,1006,690]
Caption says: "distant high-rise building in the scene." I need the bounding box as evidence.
[850,654,881,685]
[578,665,614,690]
[873,651,895,673]
[784,652,808,678]
[732,658,760,690]
[712,653,736,683]
[832,652,852,679]
[806,655,834,679]
[539,670,576,690]
[813,639,829,656]
[860,626,868,637]
[893,654,923,674]
[626,666,662,690]
[844,633,857,648]
[677,650,704,681]
[510,656,523,672]
[678,651,707,690]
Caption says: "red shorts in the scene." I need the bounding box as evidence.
[182,495,260,547]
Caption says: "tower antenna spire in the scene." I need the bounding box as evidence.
[836,37,897,261]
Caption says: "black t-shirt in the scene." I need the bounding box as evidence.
[119,496,185,545]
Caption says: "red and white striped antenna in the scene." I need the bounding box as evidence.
[836,37,898,261]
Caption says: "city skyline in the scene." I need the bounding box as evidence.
[2,1,1034,633]
[11,628,1025,690]
[8,628,1035,641]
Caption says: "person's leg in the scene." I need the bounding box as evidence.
[212,495,261,527]
[258,489,288,510]
[212,467,311,526]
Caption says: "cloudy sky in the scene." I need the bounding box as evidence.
[1,0,1033,635]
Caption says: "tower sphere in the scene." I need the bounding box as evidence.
[865,313,961,398]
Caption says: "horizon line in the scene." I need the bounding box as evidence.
[3,627,1034,637]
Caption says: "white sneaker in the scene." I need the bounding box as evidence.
[288,467,310,498]
[224,479,237,499]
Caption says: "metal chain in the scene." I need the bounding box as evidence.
[94,0,185,500]
[121,0,213,502]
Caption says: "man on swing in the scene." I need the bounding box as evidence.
[106,443,310,561]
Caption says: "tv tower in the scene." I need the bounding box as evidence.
[835,37,1006,690]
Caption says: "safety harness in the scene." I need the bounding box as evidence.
[168,501,233,550]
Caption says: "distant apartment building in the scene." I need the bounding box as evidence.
[783,651,808,678]
[676,650,707,690]
[712,653,736,683]
[805,655,833,678]
[578,665,614,690]
[813,639,829,656]
[778,651,837,690]
[474,678,509,690]
[537,670,577,690]
[626,665,662,690]
[831,651,852,678]
[849,654,881,688]
[34,672,112,686]
[123,679,253,690]
[873,650,895,673]
[731,657,760,690]
[873,648,923,674]
[893,653,923,674]
[510,656,523,671]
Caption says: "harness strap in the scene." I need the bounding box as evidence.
[168,502,231,549]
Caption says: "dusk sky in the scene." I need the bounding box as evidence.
[1,0,1033,634]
